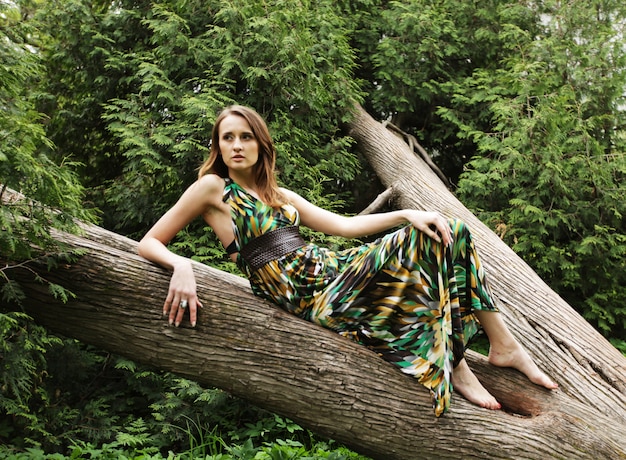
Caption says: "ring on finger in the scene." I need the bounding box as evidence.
[179,299,188,310]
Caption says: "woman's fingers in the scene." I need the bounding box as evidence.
[166,295,180,326]
[438,216,453,246]
[424,213,453,247]
[163,293,174,318]
[164,294,201,327]
[174,301,186,327]
[188,299,202,328]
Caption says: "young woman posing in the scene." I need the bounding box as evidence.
[138,105,558,416]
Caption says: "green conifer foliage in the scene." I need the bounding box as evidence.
[2,0,625,454]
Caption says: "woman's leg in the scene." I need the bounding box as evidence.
[452,310,557,410]
[452,358,501,410]
[474,310,558,389]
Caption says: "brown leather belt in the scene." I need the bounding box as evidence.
[239,226,306,271]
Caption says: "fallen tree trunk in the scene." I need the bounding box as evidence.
[5,223,624,460]
[3,105,625,459]
[346,103,626,411]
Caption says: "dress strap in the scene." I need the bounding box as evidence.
[222,177,233,203]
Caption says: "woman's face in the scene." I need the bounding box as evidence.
[218,114,260,173]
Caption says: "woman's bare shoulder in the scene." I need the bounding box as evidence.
[191,174,226,203]
[279,187,299,201]
[196,173,225,189]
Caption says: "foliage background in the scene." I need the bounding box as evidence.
[1,0,625,457]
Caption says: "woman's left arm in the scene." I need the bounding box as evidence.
[282,189,453,246]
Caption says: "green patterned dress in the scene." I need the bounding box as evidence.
[223,178,498,416]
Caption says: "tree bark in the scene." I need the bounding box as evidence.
[3,105,626,459]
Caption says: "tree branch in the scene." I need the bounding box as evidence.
[2,102,625,458]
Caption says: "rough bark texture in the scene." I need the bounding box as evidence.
[3,105,626,459]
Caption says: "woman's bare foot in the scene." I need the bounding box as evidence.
[473,310,558,390]
[488,343,559,390]
[452,359,501,410]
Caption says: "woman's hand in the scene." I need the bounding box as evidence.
[405,210,453,247]
[137,177,228,327]
[164,260,202,327]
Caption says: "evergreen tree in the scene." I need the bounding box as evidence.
[2,0,626,454]
[1,0,97,449]
[437,0,626,343]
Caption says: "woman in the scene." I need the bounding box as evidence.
[138,105,557,416]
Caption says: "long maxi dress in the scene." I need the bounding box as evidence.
[223,178,498,416]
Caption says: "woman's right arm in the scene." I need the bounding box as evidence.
[138,174,223,327]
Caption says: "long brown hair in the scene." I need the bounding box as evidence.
[198,105,285,207]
